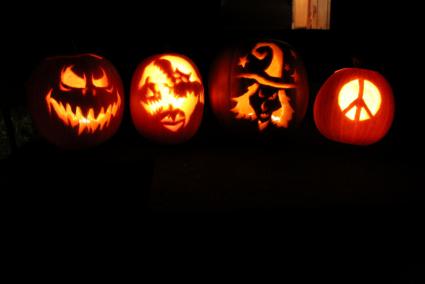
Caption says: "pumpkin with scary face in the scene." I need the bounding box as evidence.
[130,54,204,143]
[27,54,124,148]
[314,68,395,145]
[209,40,308,133]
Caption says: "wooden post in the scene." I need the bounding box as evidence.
[292,0,331,29]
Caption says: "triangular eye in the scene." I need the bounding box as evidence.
[61,65,86,88]
[92,68,109,88]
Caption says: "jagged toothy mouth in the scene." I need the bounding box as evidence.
[45,89,121,135]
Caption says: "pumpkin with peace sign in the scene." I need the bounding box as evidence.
[314,68,395,145]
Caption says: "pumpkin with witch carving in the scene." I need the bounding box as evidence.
[27,54,124,148]
[209,40,309,133]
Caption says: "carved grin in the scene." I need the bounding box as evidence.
[45,89,121,135]
[159,110,186,132]
[140,92,197,133]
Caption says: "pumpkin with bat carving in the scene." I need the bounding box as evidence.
[130,53,204,143]
[27,54,124,148]
[314,68,395,145]
[209,40,309,133]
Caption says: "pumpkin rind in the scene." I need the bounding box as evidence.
[27,54,124,149]
[130,53,204,144]
[313,68,395,145]
[209,40,309,133]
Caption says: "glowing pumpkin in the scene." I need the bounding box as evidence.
[313,68,395,145]
[130,54,204,143]
[27,54,124,148]
[209,40,308,133]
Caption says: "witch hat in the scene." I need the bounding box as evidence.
[238,42,296,89]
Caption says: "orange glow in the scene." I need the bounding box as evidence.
[238,73,296,89]
[45,89,121,135]
[251,42,283,78]
[258,120,270,131]
[92,68,109,88]
[61,66,86,89]
[290,70,299,82]
[270,90,294,128]
[238,56,249,68]
[363,80,381,115]
[232,42,296,131]
[160,55,201,83]
[141,89,198,132]
[338,79,382,121]
[138,55,203,132]
[231,83,258,120]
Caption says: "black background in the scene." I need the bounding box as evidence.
[1,0,424,278]
[1,0,424,208]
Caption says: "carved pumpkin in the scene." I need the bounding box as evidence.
[130,54,204,143]
[209,40,308,133]
[27,54,124,148]
[313,68,395,145]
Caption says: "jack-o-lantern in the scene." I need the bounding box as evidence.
[27,54,124,148]
[130,54,204,143]
[209,40,309,133]
[313,68,395,145]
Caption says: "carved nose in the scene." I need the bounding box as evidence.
[83,88,97,97]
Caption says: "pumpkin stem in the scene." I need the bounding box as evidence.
[352,56,363,68]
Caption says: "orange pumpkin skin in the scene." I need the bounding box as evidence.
[130,54,204,144]
[27,54,124,149]
[209,40,309,133]
[313,68,395,145]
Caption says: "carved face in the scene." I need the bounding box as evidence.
[314,68,395,145]
[28,54,124,148]
[46,64,121,135]
[130,54,204,143]
[209,40,309,134]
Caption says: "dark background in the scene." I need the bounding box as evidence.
[1,0,423,211]
[1,0,424,278]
